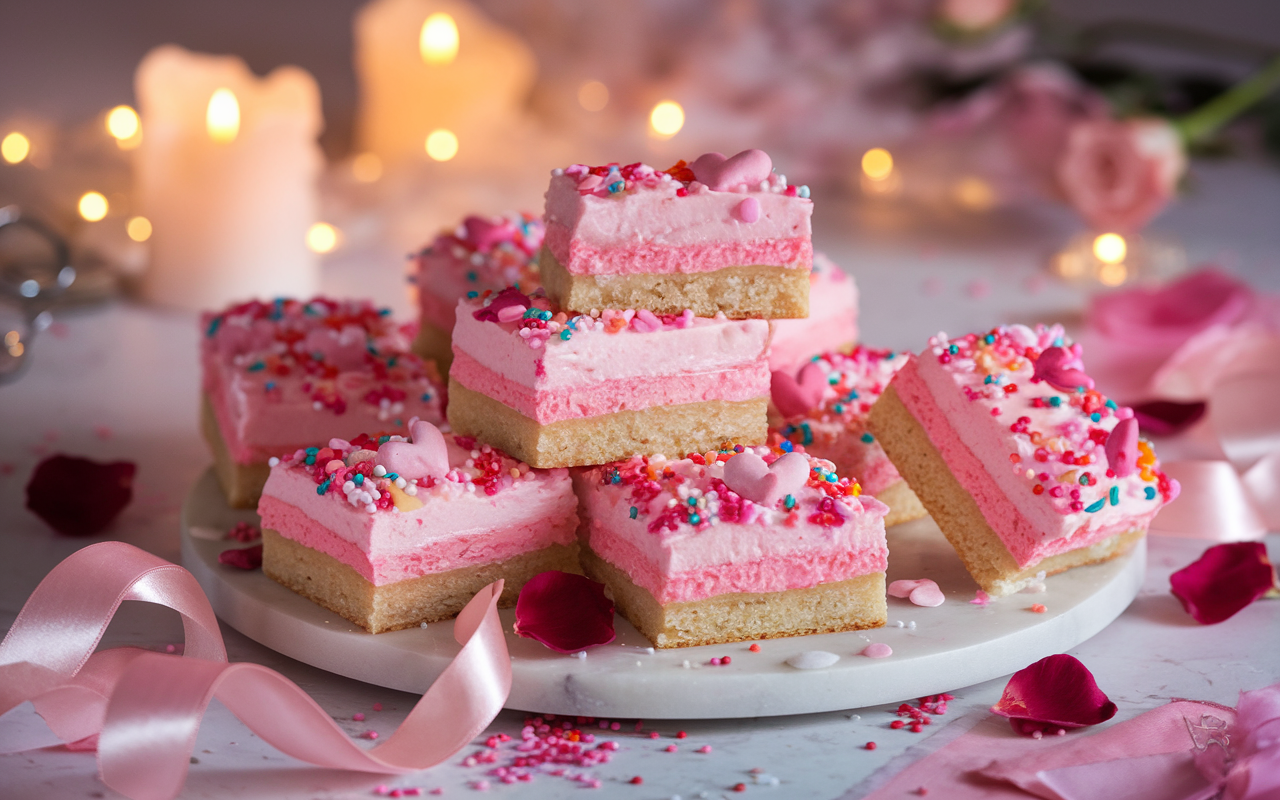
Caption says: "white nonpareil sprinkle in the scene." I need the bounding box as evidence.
[785,651,840,670]
[373,465,386,477]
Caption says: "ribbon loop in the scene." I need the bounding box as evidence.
[0,542,513,800]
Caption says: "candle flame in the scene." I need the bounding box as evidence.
[420,13,459,65]
[425,129,458,161]
[207,88,240,144]
[861,148,894,181]
[79,191,109,222]
[1092,233,1126,265]
[2,132,30,164]
[649,101,684,138]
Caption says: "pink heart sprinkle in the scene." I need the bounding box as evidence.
[1033,346,1095,393]
[462,216,516,252]
[1104,416,1139,478]
[375,419,450,482]
[690,149,773,192]
[496,304,527,323]
[861,643,893,658]
[722,451,811,507]
[888,579,945,607]
[771,361,827,418]
[736,197,761,223]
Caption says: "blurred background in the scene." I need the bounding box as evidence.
[1,0,1278,334]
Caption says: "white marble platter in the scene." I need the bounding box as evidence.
[182,468,1144,719]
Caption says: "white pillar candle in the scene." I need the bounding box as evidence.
[354,0,535,167]
[135,44,322,310]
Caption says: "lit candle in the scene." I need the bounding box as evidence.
[354,0,535,166]
[135,45,322,310]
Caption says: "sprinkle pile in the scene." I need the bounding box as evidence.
[202,297,440,420]
[776,346,907,444]
[927,325,1177,514]
[593,445,864,535]
[415,212,543,297]
[469,287,706,349]
[270,432,538,515]
[557,160,810,199]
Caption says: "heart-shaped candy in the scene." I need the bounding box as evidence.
[1104,416,1139,478]
[462,215,516,252]
[1033,346,1095,393]
[375,419,450,482]
[722,451,811,507]
[771,362,828,419]
[690,149,773,192]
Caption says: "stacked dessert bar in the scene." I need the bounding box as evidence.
[449,150,892,647]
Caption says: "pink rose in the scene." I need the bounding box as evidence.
[1000,64,1110,193]
[1057,116,1186,233]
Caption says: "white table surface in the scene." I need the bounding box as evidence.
[2,158,1278,799]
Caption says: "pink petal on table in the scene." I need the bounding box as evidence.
[991,654,1117,736]
[888,579,946,607]
[514,571,615,654]
[25,454,136,537]
[1169,542,1279,625]
[219,544,263,570]
[1129,400,1206,436]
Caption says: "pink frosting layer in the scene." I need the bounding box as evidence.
[893,353,1161,568]
[206,361,443,464]
[452,294,771,423]
[768,254,859,371]
[451,351,769,424]
[577,449,888,604]
[543,165,812,276]
[545,223,812,276]
[259,456,578,586]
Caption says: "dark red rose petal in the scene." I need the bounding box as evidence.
[514,571,615,654]
[1130,400,1207,436]
[991,654,1117,736]
[1170,542,1278,625]
[25,454,136,536]
[218,544,263,570]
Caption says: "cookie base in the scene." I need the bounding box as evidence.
[447,377,767,469]
[580,546,886,649]
[263,528,581,634]
[539,248,809,319]
[201,393,270,510]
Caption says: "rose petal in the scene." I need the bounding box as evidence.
[1170,542,1278,625]
[25,454,136,536]
[888,579,946,607]
[991,654,1117,736]
[514,571,615,654]
[1130,400,1207,436]
[218,544,263,570]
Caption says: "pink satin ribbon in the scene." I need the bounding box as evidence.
[1152,372,1280,541]
[0,541,512,800]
